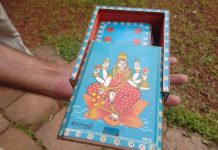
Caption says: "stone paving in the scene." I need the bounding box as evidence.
[0,46,217,150]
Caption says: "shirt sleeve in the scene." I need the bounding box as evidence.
[0,3,31,55]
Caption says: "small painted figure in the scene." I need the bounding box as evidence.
[83,52,150,128]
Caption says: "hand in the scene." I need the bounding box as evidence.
[110,113,119,121]
[134,59,141,71]
[98,87,105,95]
[102,58,109,69]
[165,57,188,106]
[51,61,75,100]
[142,72,148,80]
[109,91,116,102]
[94,67,100,75]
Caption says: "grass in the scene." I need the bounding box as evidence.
[12,123,35,138]
[12,123,47,149]
[165,106,218,143]
[45,35,81,63]
[2,0,218,144]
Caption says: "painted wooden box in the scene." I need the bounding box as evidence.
[58,6,170,150]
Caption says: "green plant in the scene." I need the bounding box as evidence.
[45,35,81,63]
[12,123,34,139]
[165,106,218,144]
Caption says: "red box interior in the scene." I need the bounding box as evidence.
[89,9,165,47]
[72,9,165,86]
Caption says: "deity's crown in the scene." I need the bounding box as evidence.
[118,52,127,60]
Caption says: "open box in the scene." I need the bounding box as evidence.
[70,6,170,94]
[59,6,170,150]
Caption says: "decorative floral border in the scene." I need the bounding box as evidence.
[61,128,157,150]
[96,21,151,45]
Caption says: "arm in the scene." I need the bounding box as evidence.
[95,77,104,83]
[0,43,188,104]
[93,66,104,83]
[132,79,141,84]
[102,58,109,80]
[132,72,140,81]
[0,43,73,100]
[102,69,108,80]
[133,59,140,81]
[103,76,112,87]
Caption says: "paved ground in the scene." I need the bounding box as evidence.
[0,46,217,150]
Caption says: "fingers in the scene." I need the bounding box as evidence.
[166,56,187,107]
[165,95,181,106]
[170,74,188,85]
[167,74,188,106]
[170,57,177,65]
[169,56,188,85]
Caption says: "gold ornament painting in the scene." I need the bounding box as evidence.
[83,52,150,128]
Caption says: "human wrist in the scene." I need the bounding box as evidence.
[0,43,73,100]
[24,59,64,98]
[47,63,74,100]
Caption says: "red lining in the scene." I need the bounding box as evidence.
[73,8,165,86]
